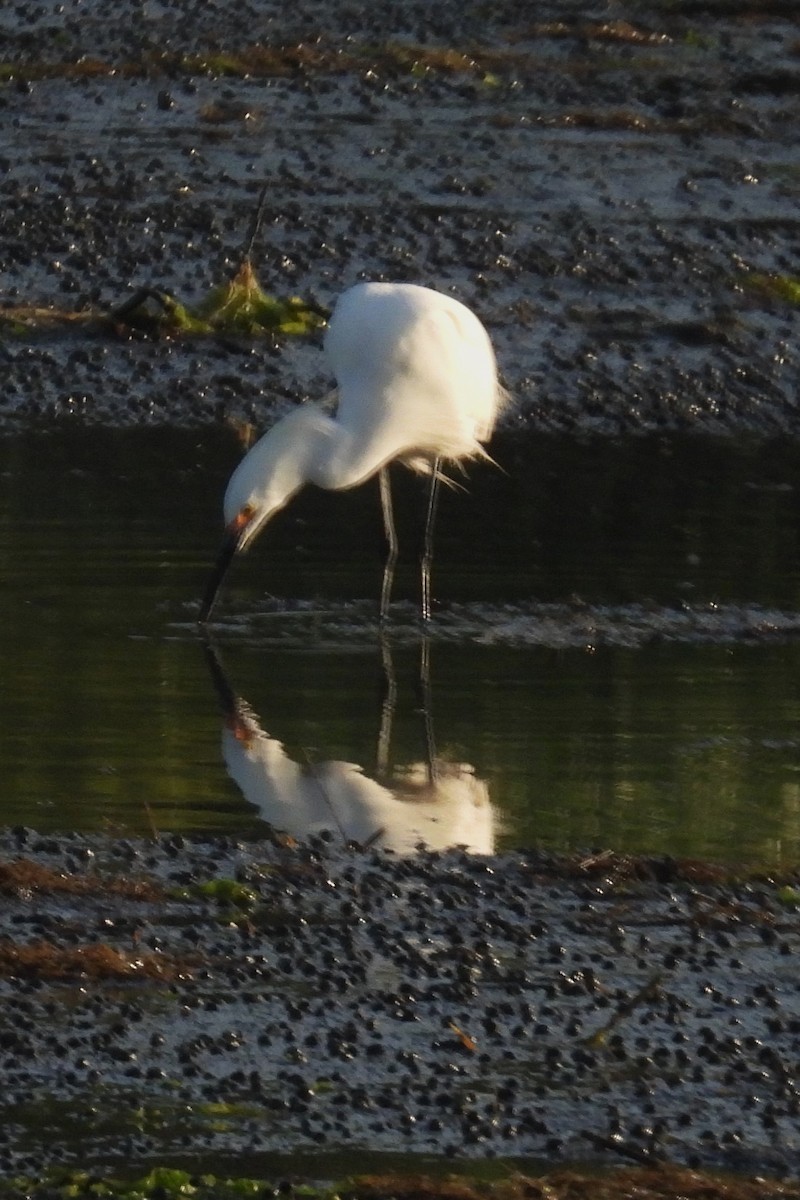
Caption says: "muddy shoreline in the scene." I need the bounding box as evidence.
[1,1,799,434]
[1,828,798,1181]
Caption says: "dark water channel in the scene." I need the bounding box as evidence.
[3,427,800,866]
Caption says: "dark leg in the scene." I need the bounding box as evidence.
[420,457,441,623]
[376,629,397,779]
[379,467,398,622]
[419,634,438,785]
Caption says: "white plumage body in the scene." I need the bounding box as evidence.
[201,280,504,621]
[323,281,501,481]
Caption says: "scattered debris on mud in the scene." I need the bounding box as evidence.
[1,828,798,1182]
[1,1,799,433]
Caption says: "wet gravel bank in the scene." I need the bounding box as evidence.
[1,828,799,1180]
[1,1,799,433]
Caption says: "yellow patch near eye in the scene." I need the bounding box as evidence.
[229,504,255,534]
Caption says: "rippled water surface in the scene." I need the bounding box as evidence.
[3,427,800,865]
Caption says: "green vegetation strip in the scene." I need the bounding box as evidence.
[171,877,261,908]
[0,23,674,86]
[2,1164,799,1200]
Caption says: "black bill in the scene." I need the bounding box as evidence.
[198,527,243,624]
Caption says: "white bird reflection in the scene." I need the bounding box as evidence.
[203,639,494,855]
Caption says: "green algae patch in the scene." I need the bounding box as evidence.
[170,876,260,909]
[1,1168,267,1199]
[4,1165,800,1200]
[746,273,800,305]
[0,40,492,86]
[109,261,325,338]
[109,291,210,336]
[194,260,326,336]
[0,24,681,88]
[0,262,326,342]
[195,877,260,907]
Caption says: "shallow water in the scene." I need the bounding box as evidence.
[2,427,800,865]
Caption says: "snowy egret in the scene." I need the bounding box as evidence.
[199,281,505,623]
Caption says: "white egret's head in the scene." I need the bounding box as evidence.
[199,408,329,623]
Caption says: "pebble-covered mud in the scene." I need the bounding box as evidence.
[1,829,799,1179]
[1,1,799,432]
